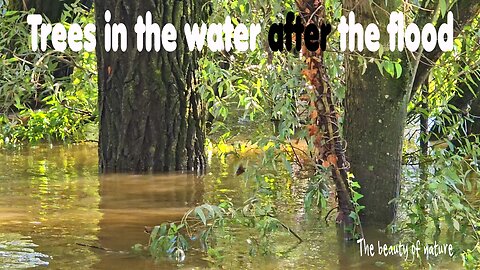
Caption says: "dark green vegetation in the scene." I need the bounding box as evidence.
[1,0,480,269]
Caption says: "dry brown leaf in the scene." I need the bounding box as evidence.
[327,154,338,166]
[322,159,331,168]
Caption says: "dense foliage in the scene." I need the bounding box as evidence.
[0,0,479,268]
[0,2,97,146]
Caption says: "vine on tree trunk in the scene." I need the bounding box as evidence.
[296,0,362,240]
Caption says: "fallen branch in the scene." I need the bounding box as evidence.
[76,242,111,252]
[276,219,303,243]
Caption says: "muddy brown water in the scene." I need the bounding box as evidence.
[0,144,464,269]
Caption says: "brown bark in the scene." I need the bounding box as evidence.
[95,0,206,173]
[297,0,356,238]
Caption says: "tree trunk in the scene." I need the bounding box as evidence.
[345,62,408,227]
[343,1,479,227]
[343,1,410,227]
[94,0,206,173]
[297,0,356,238]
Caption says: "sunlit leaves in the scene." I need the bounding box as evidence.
[400,14,480,246]
[0,7,98,147]
[371,56,403,79]
[398,143,480,240]
[144,203,227,262]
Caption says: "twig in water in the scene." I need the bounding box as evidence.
[324,207,338,225]
[76,242,110,252]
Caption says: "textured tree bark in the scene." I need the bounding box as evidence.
[345,62,409,227]
[343,1,410,227]
[95,0,206,173]
[343,1,479,227]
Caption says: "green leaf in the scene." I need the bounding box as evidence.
[195,207,207,225]
[150,225,160,240]
[353,192,364,202]
[384,61,395,78]
[349,211,359,220]
[304,189,314,209]
[375,60,384,76]
[350,181,361,189]
[439,0,447,18]
[204,204,215,219]
[453,219,460,231]
[282,156,293,174]
[178,235,188,250]
[394,63,402,78]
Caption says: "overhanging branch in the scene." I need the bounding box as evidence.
[411,0,480,96]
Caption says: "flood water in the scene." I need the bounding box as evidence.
[0,144,465,269]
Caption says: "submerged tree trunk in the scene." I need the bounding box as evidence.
[343,0,479,227]
[297,0,356,238]
[345,61,409,227]
[95,0,206,173]
[343,1,410,227]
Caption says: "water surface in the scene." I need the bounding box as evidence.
[0,144,464,269]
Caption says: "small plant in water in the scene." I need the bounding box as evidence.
[136,196,303,263]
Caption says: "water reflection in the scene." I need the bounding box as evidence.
[94,174,206,269]
[0,144,465,269]
[0,233,49,268]
[0,144,101,269]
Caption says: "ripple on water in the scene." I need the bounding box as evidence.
[0,233,50,269]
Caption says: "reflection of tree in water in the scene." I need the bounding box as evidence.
[94,174,205,269]
[0,144,102,269]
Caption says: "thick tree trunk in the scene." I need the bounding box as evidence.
[343,1,479,227]
[345,62,408,227]
[95,0,206,173]
[343,1,410,227]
